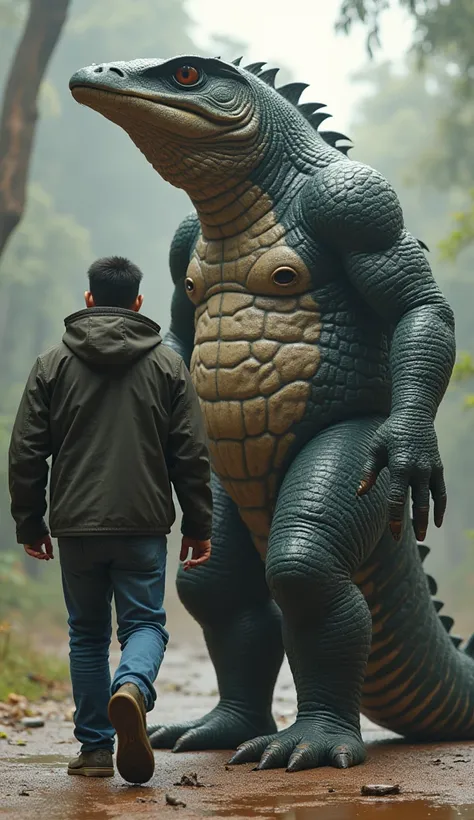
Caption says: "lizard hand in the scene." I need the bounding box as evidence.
[357,413,446,542]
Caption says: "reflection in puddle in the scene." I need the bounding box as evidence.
[204,795,474,819]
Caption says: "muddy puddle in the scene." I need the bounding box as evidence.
[203,795,474,819]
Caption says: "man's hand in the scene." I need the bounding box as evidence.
[357,413,447,542]
[24,535,54,561]
[180,536,211,570]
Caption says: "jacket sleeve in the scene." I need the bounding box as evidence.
[166,358,213,540]
[8,358,52,545]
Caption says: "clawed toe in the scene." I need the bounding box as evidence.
[230,722,365,772]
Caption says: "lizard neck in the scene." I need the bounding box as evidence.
[191,179,276,241]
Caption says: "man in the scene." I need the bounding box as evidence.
[8,256,213,785]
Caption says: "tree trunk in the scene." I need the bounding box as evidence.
[0,0,71,260]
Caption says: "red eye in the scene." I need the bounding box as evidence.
[175,65,200,86]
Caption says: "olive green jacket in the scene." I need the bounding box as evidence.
[8,307,212,544]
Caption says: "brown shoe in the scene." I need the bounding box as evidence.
[108,683,155,784]
[68,749,114,777]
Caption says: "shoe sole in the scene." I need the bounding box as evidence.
[108,691,155,784]
[68,767,114,777]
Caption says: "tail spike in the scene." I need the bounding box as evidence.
[277,82,309,105]
[440,615,454,633]
[232,56,243,66]
[259,67,279,87]
[426,575,437,595]
[464,634,474,658]
[244,61,266,75]
[417,543,430,562]
[418,238,430,252]
[451,636,463,649]
[433,600,444,613]
[309,111,332,130]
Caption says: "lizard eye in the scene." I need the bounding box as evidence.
[175,66,201,86]
[272,267,298,286]
[184,277,195,292]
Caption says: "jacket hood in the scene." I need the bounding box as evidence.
[63,307,162,369]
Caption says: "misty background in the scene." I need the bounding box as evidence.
[1,0,473,654]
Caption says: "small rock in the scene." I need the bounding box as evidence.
[136,797,158,803]
[21,718,44,729]
[165,793,186,808]
[361,784,401,796]
[19,790,29,797]
[328,788,335,793]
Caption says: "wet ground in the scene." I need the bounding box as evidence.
[1,638,474,819]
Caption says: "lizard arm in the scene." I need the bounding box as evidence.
[345,228,455,421]
[303,162,456,540]
[164,211,200,367]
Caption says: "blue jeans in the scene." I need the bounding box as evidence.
[58,536,169,752]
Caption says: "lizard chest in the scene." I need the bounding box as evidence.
[185,216,321,550]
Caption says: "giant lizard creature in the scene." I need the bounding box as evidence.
[69,55,474,772]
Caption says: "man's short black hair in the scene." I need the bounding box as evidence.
[87,256,143,308]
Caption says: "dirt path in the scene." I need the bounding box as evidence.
[1,639,474,819]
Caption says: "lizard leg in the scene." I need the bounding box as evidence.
[148,474,284,752]
[230,416,390,771]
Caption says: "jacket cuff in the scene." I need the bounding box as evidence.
[17,518,49,546]
[181,517,212,541]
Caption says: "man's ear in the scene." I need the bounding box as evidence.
[131,295,144,312]
[85,291,95,308]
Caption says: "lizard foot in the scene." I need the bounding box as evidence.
[147,704,277,752]
[228,717,366,772]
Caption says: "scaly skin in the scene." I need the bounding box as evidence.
[69,56,473,772]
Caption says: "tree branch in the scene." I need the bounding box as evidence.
[0,0,71,259]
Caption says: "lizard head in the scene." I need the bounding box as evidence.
[69,55,263,197]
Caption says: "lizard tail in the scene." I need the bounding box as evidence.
[357,512,474,740]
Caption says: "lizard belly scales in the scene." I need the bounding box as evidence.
[188,197,320,556]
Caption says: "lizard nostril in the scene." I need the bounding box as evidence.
[108,66,125,78]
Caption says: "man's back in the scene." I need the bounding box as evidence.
[9,306,212,544]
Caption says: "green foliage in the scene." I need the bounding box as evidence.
[0,624,68,702]
[337,0,474,76]
[337,0,474,253]
[439,191,474,261]
[0,552,25,595]
[450,352,474,410]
